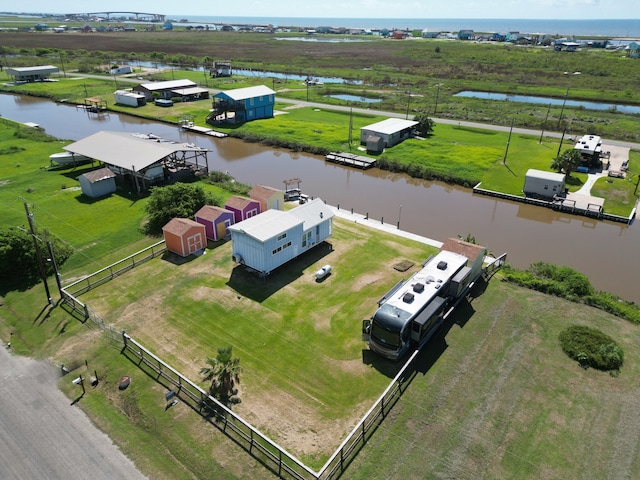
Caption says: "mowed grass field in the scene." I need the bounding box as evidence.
[76,216,438,467]
[52,225,640,479]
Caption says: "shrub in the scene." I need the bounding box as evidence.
[559,325,623,372]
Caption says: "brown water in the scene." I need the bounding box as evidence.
[2,93,638,303]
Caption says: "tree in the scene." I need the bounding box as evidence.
[200,346,242,405]
[551,148,582,180]
[0,227,73,288]
[144,183,215,235]
[414,111,435,137]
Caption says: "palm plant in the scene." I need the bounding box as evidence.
[200,346,242,405]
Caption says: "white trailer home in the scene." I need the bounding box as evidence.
[114,90,147,107]
[523,169,565,199]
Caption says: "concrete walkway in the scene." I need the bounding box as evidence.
[328,205,443,248]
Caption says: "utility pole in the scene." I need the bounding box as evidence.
[23,202,53,306]
[556,129,566,159]
[557,88,569,129]
[47,241,63,299]
[539,103,551,144]
[434,83,441,115]
[503,118,514,165]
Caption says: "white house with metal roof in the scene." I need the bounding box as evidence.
[209,85,275,124]
[229,197,334,276]
[360,118,419,149]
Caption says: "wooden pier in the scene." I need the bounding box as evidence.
[326,152,376,169]
[180,123,228,138]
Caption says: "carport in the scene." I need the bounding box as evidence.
[63,131,209,193]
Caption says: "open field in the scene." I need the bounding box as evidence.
[1,28,640,142]
[2,26,640,480]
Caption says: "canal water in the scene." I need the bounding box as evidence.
[1,93,638,303]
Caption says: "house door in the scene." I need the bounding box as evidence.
[216,220,227,240]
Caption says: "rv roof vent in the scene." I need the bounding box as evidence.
[426,275,435,283]
[437,261,448,270]
[413,283,425,293]
[402,292,415,303]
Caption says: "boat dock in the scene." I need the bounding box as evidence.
[326,152,376,169]
[180,123,228,138]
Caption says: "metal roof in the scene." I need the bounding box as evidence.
[228,209,302,242]
[7,65,58,74]
[80,167,116,184]
[63,131,207,172]
[361,118,419,135]
[138,79,196,91]
[288,198,334,230]
[215,85,275,101]
[172,87,209,95]
[526,169,565,182]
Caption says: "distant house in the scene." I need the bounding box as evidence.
[490,32,506,42]
[627,41,640,58]
[163,218,207,257]
[194,205,235,241]
[421,28,440,39]
[249,185,285,211]
[114,89,146,107]
[77,167,116,198]
[6,65,58,82]
[523,169,565,199]
[457,30,474,40]
[229,198,334,276]
[224,195,261,223]
[132,79,197,100]
[360,118,418,149]
[209,85,275,124]
[211,61,232,78]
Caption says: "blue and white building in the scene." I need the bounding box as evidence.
[229,198,334,276]
[209,85,275,124]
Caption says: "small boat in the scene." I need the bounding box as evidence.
[49,151,92,166]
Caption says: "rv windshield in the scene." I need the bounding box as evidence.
[371,322,401,348]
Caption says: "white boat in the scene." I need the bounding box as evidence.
[49,151,92,166]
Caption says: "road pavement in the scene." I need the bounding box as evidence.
[0,344,148,480]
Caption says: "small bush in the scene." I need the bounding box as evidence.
[559,325,623,372]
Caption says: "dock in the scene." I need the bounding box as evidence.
[180,123,228,138]
[326,152,376,169]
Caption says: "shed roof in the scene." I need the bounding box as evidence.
[361,118,419,135]
[215,85,275,101]
[195,205,233,221]
[162,217,203,235]
[114,89,145,98]
[249,184,281,200]
[225,195,259,210]
[80,167,116,184]
[526,169,565,182]
[441,238,486,263]
[139,79,196,91]
[228,209,302,242]
[63,131,207,172]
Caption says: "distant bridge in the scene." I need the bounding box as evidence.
[68,12,166,22]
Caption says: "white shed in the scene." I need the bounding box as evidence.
[114,90,147,107]
[523,169,565,199]
[78,167,117,198]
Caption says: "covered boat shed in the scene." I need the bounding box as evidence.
[360,118,418,149]
[6,65,59,82]
[63,131,209,193]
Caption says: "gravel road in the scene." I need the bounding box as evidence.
[0,345,148,480]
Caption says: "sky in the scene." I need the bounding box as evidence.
[7,0,638,20]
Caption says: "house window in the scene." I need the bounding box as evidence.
[277,233,287,241]
[544,184,549,190]
[250,97,254,106]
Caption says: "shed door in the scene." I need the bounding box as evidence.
[187,233,203,253]
[216,221,227,240]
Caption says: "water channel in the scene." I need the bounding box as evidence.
[1,92,638,303]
